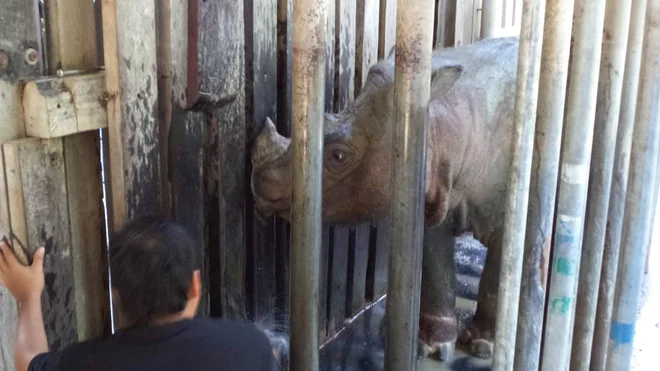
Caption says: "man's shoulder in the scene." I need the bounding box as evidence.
[190,317,270,341]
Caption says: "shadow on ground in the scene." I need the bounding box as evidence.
[319,234,492,371]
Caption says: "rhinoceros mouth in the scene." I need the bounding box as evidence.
[254,196,291,217]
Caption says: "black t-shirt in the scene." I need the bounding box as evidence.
[28,318,278,371]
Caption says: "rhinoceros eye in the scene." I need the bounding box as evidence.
[332,150,345,162]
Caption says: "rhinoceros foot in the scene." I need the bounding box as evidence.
[458,319,494,359]
[417,313,457,361]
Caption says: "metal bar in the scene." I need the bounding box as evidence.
[540,0,608,368]
[589,0,647,367]
[491,0,546,370]
[289,0,326,368]
[605,2,660,368]
[481,0,504,39]
[646,157,660,274]
[513,0,575,369]
[569,0,634,369]
[383,0,435,368]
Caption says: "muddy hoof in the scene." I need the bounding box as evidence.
[418,339,455,361]
[418,313,458,361]
[458,323,494,359]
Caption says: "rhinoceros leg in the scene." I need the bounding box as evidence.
[418,223,457,361]
[459,230,502,359]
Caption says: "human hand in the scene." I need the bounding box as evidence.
[0,240,45,304]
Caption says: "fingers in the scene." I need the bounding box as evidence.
[0,240,19,268]
[0,242,8,284]
[32,247,45,273]
[0,240,8,270]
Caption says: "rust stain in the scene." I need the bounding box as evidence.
[540,238,551,291]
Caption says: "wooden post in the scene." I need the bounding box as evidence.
[162,0,210,315]
[2,1,110,369]
[245,0,280,320]
[356,0,380,92]
[189,0,248,320]
[379,0,397,57]
[101,0,162,232]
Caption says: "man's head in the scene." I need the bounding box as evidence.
[109,215,201,327]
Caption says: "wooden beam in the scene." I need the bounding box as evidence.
[166,0,209,315]
[44,0,111,342]
[44,0,98,71]
[101,0,162,232]
[355,0,380,93]
[245,0,279,320]
[378,0,397,58]
[22,72,108,138]
[191,0,248,320]
[0,0,44,369]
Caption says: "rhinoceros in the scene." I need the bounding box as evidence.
[250,36,519,360]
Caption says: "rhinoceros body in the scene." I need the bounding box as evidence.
[250,36,520,360]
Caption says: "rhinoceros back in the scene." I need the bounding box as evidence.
[430,37,520,129]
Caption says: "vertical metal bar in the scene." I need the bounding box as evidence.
[540,0,608,369]
[569,0,634,369]
[491,1,546,370]
[605,2,660,368]
[290,0,326,369]
[481,0,504,39]
[513,0,575,369]
[590,0,647,367]
[384,0,434,368]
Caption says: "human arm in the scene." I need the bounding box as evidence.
[0,240,48,371]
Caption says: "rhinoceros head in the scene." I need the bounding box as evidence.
[250,47,463,225]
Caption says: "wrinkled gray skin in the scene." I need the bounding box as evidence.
[251,37,519,361]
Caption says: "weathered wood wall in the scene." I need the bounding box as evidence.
[0,1,109,370]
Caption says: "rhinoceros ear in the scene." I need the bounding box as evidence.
[430,65,463,97]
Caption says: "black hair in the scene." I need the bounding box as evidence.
[109,215,198,326]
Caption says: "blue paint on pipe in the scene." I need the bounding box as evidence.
[610,321,635,344]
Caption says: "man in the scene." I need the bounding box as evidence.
[0,216,281,371]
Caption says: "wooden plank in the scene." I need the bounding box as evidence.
[166,0,209,315]
[473,0,483,41]
[318,0,337,342]
[327,227,350,335]
[334,0,356,110]
[156,0,173,215]
[22,72,108,138]
[63,133,110,341]
[319,226,331,341]
[192,0,247,320]
[353,0,379,319]
[1,1,46,369]
[275,0,292,327]
[245,0,279,318]
[454,0,475,46]
[372,221,391,298]
[43,0,98,71]
[378,0,397,59]
[348,226,370,314]
[101,0,162,232]
[437,0,457,48]
[355,0,380,93]
[45,0,111,343]
[3,138,78,350]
